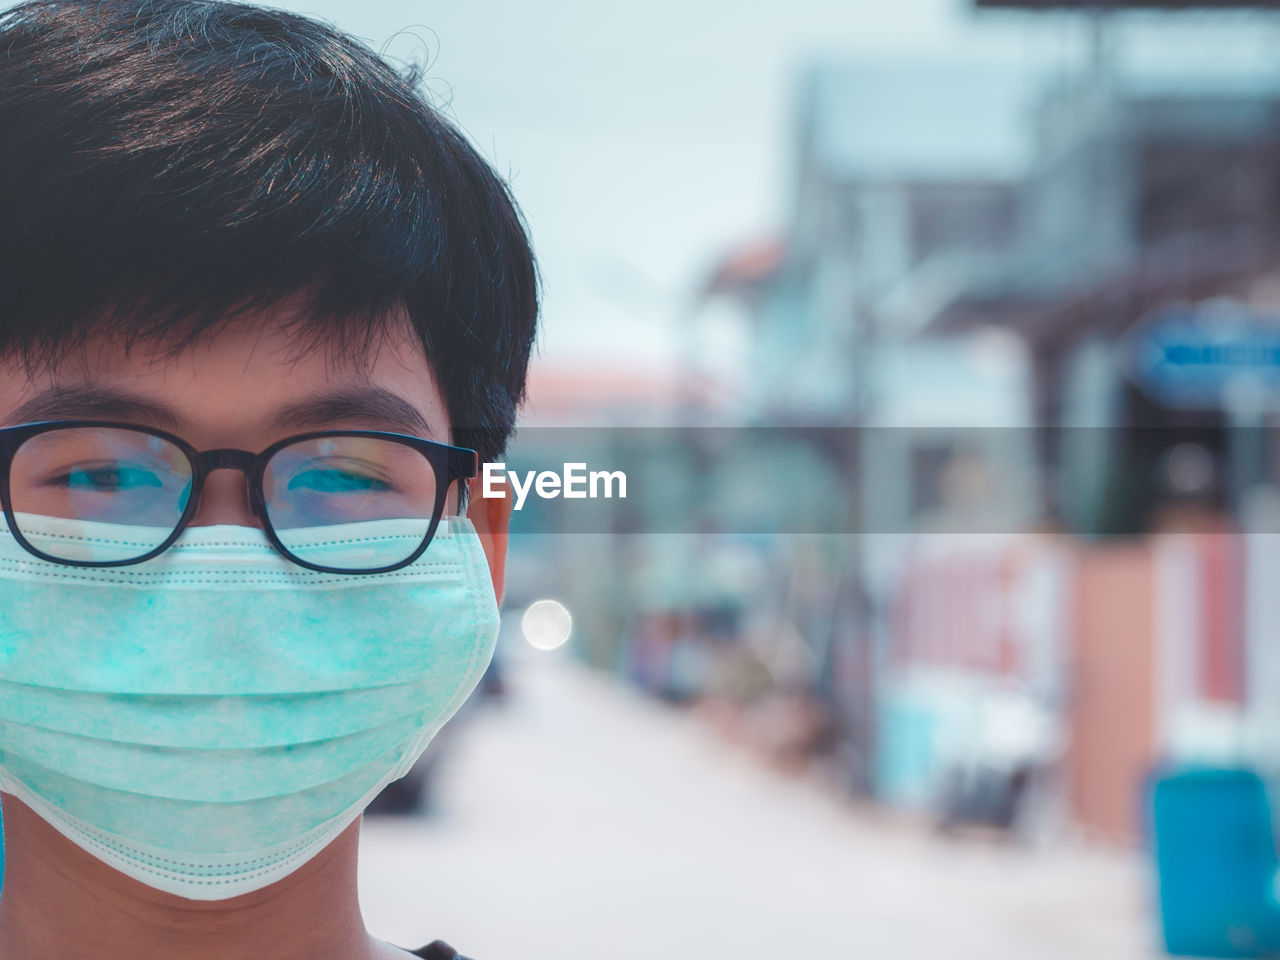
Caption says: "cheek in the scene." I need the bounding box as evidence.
[466,485,510,604]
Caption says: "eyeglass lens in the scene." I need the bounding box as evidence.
[10,427,192,562]
[7,427,442,569]
[263,436,438,569]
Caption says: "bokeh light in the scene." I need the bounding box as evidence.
[521,599,573,651]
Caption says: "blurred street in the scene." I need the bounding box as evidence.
[360,655,1164,960]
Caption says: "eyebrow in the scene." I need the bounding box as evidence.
[8,385,185,430]
[271,387,433,436]
[7,384,433,439]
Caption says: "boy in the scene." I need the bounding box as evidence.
[0,1,537,958]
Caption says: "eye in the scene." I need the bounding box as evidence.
[50,461,166,493]
[285,460,394,494]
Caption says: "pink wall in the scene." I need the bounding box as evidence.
[1066,544,1157,842]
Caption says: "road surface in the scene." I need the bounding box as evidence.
[359,653,1163,960]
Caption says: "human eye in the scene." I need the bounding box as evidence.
[285,458,395,495]
[44,460,166,494]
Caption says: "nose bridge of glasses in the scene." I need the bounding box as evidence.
[186,449,262,528]
[195,448,260,476]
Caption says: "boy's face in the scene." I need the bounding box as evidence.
[0,300,507,589]
[0,303,511,911]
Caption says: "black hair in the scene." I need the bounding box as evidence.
[0,0,538,462]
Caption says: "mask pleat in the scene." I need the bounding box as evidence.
[0,676,450,747]
[1,746,405,854]
[0,707,439,801]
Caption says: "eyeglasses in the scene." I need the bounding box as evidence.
[0,420,478,574]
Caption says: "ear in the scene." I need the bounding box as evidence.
[466,476,512,605]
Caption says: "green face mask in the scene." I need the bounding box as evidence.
[0,513,499,900]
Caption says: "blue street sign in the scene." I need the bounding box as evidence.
[1125,301,1280,409]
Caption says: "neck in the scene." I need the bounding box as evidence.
[0,794,381,960]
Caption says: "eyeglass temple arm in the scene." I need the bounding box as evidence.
[452,448,479,516]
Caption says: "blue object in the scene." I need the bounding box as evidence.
[1126,301,1280,409]
[1148,767,1280,957]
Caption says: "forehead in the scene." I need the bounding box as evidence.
[0,310,450,448]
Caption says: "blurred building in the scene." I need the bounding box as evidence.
[934,66,1280,532]
[925,58,1280,837]
[709,23,1280,841]
[749,56,1042,421]
[708,55,1050,810]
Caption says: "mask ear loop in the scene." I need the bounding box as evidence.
[456,478,471,515]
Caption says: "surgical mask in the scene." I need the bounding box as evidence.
[0,512,499,900]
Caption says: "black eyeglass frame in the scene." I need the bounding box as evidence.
[0,420,479,575]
